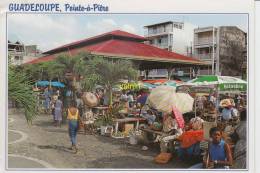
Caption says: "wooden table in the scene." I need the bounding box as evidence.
[93,106,109,116]
[113,117,146,135]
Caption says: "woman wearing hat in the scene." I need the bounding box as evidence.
[220,99,238,121]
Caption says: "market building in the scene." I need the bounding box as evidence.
[194,26,247,77]
[27,30,207,80]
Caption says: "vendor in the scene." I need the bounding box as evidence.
[82,107,95,135]
[220,99,239,122]
[177,117,204,161]
[177,130,203,161]
[159,113,183,153]
[120,90,128,102]
[232,109,247,169]
[127,91,134,108]
[140,109,156,126]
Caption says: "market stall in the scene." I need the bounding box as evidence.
[176,75,247,163]
[177,75,247,119]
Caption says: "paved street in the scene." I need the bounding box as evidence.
[8,109,192,169]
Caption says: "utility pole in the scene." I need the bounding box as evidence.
[212,27,215,75]
[216,27,220,75]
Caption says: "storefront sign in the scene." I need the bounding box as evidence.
[120,83,141,90]
[219,83,247,91]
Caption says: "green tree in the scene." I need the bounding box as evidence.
[21,52,138,107]
[85,57,138,105]
[8,64,38,124]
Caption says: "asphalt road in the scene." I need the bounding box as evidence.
[7,109,192,170]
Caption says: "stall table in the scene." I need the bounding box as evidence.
[113,117,146,135]
[93,106,109,116]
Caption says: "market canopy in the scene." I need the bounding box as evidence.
[184,75,247,93]
[36,81,65,88]
[36,81,49,86]
[51,81,65,88]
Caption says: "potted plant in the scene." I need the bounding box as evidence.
[94,111,114,136]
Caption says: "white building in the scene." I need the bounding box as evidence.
[8,41,42,65]
[142,21,197,80]
[144,21,197,56]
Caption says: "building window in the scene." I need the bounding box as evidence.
[14,56,20,60]
[173,23,183,29]
[153,27,157,34]
[179,24,183,29]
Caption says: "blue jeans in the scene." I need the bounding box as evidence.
[68,120,78,145]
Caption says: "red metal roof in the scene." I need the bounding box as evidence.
[43,30,146,54]
[27,30,205,65]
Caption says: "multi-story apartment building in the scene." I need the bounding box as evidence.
[144,21,197,56]
[194,27,217,65]
[194,26,247,77]
[143,21,197,80]
[8,41,42,65]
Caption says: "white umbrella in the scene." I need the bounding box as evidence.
[146,86,194,114]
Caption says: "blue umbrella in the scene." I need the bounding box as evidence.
[51,81,65,88]
[36,81,49,86]
[163,81,177,87]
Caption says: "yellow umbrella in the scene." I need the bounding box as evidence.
[146,86,194,114]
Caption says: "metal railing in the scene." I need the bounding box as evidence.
[194,37,216,45]
[196,53,216,61]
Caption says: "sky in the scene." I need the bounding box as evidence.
[8,14,248,52]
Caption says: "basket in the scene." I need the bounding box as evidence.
[154,152,172,164]
[82,92,98,107]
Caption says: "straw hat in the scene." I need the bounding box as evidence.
[53,95,58,101]
[219,99,233,108]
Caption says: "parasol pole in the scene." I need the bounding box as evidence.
[216,84,219,123]
[195,96,197,117]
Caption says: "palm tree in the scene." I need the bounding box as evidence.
[85,57,138,106]
[8,64,38,124]
[22,52,138,107]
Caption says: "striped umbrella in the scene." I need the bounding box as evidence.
[187,75,247,93]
